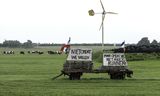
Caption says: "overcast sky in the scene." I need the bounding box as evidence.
[0,0,160,44]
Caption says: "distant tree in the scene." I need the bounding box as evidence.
[22,40,33,48]
[159,42,160,46]
[0,43,3,47]
[3,40,21,48]
[151,40,158,45]
[137,37,150,46]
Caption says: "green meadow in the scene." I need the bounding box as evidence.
[0,47,160,96]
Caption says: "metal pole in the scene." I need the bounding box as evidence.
[102,14,104,51]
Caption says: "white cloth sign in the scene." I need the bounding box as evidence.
[67,48,92,61]
[103,53,128,66]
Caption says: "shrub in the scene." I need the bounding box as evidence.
[92,51,103,63]
[93,51,160,63]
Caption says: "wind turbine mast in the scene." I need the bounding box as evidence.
[88,0,118,50]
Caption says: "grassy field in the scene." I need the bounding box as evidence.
[0,48,160,96]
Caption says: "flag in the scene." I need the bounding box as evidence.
[121,41,125,53]
[60,44,70,54]
[120,41,125,47]
[67,37,71,44]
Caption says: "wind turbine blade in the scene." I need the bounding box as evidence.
[99,14,105,31]
[106,12,118,14]
[100,0,105,12]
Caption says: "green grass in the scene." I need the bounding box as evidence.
[0,50,160,96]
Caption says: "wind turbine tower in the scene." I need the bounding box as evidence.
[88,0,118,50]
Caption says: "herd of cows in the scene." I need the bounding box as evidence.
[2,50,62,55]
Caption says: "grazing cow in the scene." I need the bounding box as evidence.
[28,50,37,54]
[47,51,55,54]
[28,50,44,55]
[38,51,44,55]
[31,51,36,54]
[28,51,31,54]
[47,51,61,55]
[57,51,62,55]
[20,51,25,54]
[3,51,14,54]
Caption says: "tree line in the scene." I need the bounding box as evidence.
[113,37,160,53]
[1,37,160,50]
[0,40,33,48]
[0,40,115,48]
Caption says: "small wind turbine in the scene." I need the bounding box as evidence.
[88,0,118,50]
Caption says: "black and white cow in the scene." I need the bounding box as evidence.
[3,51,15,54]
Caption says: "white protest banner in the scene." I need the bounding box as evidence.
[67,48,92,61]
[103,53,128,66]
